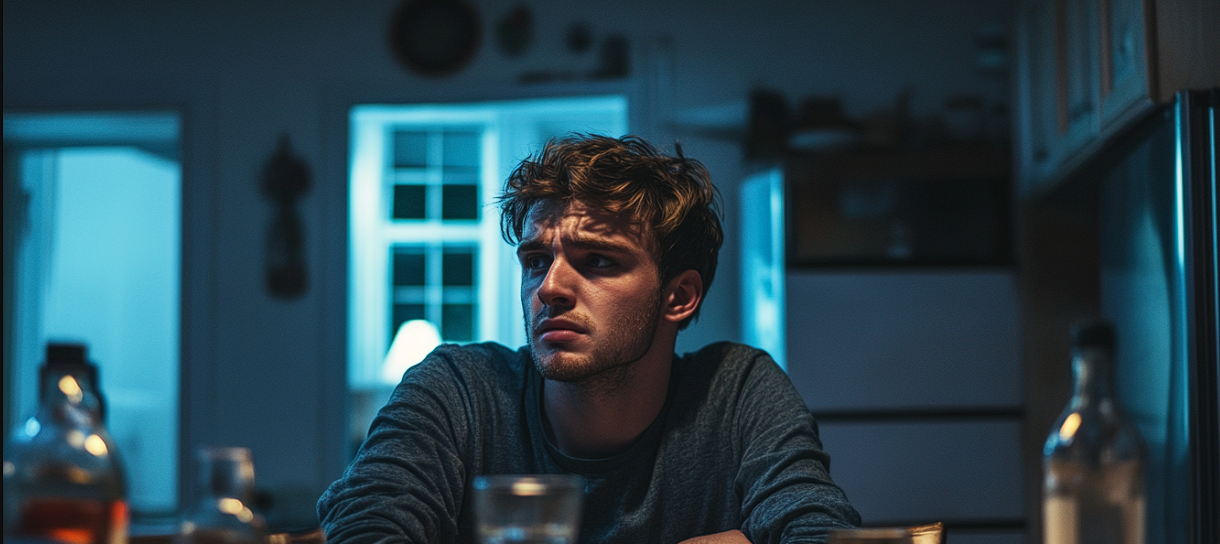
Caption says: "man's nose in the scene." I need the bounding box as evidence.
[536,258,576,309]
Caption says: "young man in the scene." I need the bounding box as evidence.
[318,135,860,543]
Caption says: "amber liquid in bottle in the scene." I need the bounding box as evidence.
[17,497,129,544]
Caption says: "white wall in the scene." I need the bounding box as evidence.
[3,0,1015,525]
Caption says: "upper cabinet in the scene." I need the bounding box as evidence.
[1014,0,1219,197]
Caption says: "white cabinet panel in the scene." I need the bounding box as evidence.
[786,271,1021,411]
[818,420,1024,524]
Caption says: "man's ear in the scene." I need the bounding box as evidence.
[662,269,703,324]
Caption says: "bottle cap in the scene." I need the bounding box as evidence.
[46,343,89,366]
[39,342,106,422]
[1072,320,1116,349]
[42,342,98,383]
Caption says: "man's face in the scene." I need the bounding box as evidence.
[517,199,663,385]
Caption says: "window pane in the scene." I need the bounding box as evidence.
[392,248,425,286]
[391,304,427,344]
[442,185,478,220]
[441,303,474,341]
[392,185,426,220]
[393,131,428,168]
[441,168,478,185]
[442,131,479,168]
[442,250,474,286]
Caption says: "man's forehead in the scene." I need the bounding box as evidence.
[524,199,619,227]
[522,200,650,244]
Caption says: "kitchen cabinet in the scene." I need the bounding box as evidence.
[1014,0,1219,197]
[785,148,1011,267]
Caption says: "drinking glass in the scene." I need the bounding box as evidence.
[472,474,584,544]
[176,447,265,544]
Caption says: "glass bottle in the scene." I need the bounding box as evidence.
[1043,321,1146,544]
[3,343,129,544]
[176,447,266,544]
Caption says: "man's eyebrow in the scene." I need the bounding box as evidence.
[516,235,637,255]
[516,238,548,254]
[569,236,636,254]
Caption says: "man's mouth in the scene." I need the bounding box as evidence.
[535,317,588,343]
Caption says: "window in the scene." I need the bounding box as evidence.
[348,96,627,453]
[385,129,483,353]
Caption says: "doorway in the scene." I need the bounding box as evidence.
[3,111,182,519]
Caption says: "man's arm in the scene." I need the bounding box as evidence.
[316,351,473,543]
[732,349,862,543]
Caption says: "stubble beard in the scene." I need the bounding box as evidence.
[527,294,662,395]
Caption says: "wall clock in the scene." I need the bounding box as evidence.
[388,0,481,77]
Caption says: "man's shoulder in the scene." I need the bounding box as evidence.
[675,341,787,390]
[667,341,804,438]
[684,341,775,368]
[412,342,529,381]
[429,341,523,362]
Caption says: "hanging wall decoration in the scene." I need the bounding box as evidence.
[261,134,311,299]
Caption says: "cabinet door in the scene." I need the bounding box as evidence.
[1057,0,1101,162]
[1098,0,1151,126]
[1015,0,1063,195]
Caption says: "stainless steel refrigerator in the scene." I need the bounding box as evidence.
[1092,88,1217,544]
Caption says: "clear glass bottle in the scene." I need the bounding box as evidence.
[3,343,129,544]
[1043,321,1146,544]
[176,447,266,544]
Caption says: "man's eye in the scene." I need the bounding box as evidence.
[524,255,549,269]
[587,255,615,268]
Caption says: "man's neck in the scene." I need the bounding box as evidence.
[542,342,674,459]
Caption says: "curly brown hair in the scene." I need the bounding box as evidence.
[498,134,723,329]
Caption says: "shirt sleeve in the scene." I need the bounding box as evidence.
[316,348,474,544]
[732,348,862,544]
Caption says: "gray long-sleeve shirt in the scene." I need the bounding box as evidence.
[317,341,860,543]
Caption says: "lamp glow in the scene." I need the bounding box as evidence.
[382,319,442,384]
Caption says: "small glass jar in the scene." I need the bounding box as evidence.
[176,447,266,544]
